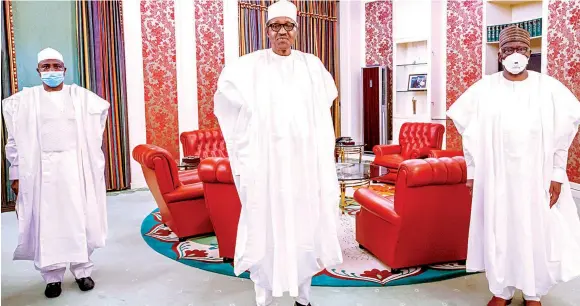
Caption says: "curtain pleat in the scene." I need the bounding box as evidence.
[76,0,130,191]
[238,0,340,135]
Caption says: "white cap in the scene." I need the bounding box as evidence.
[38,47,64,64]
[267,0,297,24]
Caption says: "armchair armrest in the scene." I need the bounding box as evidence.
[133,144,173,169]
[409,147,432,159]
[164,183,205,203]
[428,150,464,158]
[373,144,402,157]
[353,188,401,226]
[198,157,234,184]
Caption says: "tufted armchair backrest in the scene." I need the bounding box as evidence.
[180,128,228,159]
[399,123,445,159]
[397,157,467,188]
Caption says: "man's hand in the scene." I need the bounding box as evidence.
[466,179,474,196]
[11,180,19,195]
[549,181,562,208]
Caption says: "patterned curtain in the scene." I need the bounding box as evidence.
[1,0,18,212]
[75,0,131,191]
[238,0,341,136]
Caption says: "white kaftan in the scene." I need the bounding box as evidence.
[2,84,110,269]
[214,49,343,297]
[447,71,580,298]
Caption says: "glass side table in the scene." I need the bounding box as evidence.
[336,163,389,213]
[334,142,365,163]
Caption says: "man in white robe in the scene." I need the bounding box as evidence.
[2,48,109,298]
[213,1,343,305]
[447,26,580,306]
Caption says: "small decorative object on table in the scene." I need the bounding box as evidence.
[179,156,200,170]
[182,155,200,165]
[412,97,417,115]
[335,137,365,163]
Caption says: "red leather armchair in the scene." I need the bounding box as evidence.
[198,157,241,262]
[132,144,214,240]
[180,128,228,159]
[372,122,445,184]
[355,157,471,272]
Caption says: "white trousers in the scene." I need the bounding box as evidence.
[496,286,541,302]
[35,249,94,284]
[254,277,312,306]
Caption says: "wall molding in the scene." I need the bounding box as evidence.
[176,0,198,158]
[122,0,146,189]
[223,0,239,64]
[339,0,365,142]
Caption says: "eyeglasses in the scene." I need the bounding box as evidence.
[501,47,530,55]
[268,23,296,32]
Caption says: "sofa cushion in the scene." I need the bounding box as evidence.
[178,169,200,185]
[374,154,405,169]
[355,188,401,225]
[163,182,205,203]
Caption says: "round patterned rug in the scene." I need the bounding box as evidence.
[141,189,470,287]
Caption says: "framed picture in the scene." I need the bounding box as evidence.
[408,74,427,91]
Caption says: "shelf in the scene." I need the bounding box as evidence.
[394,37,428,44]
[396,63,428,67]
[487,36,542,44]
[486,0,541,5]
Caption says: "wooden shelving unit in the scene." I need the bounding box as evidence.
[391,0,446,143]
[483,0,546,75]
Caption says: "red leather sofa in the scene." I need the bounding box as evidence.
[355,157,471,272]
[372,122,445,184]
[180,128,228,159]
[132,144,214,240]
[197,157,241,262]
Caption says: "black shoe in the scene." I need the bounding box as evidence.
[44,282,62,298]
[75,277,95,291]
[295,302,311,306]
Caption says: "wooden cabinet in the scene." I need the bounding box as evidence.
[361,66,389,153]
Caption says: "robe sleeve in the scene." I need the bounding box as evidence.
[2,97,19,180]
[314,56,338,108]
[78,85,110,138]
[214,65,244,143]
[95,98,110,137]
[551,80,580,183]
[213,63,248,175]
[446,82,480,179]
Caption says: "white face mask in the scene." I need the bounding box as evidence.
[502,52,529,75]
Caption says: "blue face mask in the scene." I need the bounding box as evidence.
[40,71,65,87]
